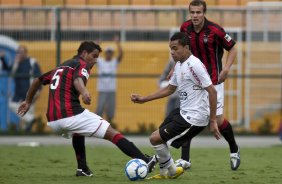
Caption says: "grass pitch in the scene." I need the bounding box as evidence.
[0,145,282,184]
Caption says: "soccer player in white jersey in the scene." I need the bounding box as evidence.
[96,35,123,127]
[131,32,220,179]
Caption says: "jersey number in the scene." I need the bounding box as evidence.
[50,69,63,90]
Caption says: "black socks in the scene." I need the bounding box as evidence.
[72,135,87,170]
[219,119,238,153]
[112,133,149,163]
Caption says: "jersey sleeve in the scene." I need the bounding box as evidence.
[190,60,212,88]
[169,65,178,87]
[73,62,90,83]
[39,70,53,85]
[180,24,186,32]
[180,21,189,33]
[215,27,236,51]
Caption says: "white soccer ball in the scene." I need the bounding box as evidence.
[125,159,148,181]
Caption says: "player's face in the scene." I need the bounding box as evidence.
[169,40,188,62]
[189,5,205,27]
[84,49,100,65]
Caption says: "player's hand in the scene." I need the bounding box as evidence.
[209,119,221,140]
[218,69,229,84]
[17,101,31,117]
[130,94,146,104]
[82,90,91,105]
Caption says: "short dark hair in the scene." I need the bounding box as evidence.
[189,0,207,13]
[170,32,190,47]
[77,41,102,55]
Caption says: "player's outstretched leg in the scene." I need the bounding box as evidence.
[147,130,184,180]
[103,125,157,173]
[72,135,93,177]
[218,117,240,170]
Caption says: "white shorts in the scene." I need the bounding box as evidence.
[215,83,224,116]
[47,109,110,139]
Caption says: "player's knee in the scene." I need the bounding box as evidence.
[149,134,157,145]
[216,115,224,126]
[149,130,163,146]
[104,125,120,141]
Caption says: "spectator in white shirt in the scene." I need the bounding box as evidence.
[96,36,123,128]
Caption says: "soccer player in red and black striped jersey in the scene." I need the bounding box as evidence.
[17,41,157,177]
[170,0,240,170]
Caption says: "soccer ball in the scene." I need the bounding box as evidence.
[125,159,148,181]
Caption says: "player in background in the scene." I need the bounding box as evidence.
[170,0,240,170]
[131,32,220,179]
[17,41,157,177]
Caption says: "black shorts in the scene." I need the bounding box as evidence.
[159,108,205,149]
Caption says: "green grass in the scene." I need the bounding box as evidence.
[0,145,282,184]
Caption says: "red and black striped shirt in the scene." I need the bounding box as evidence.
[180,18,236,85]
[39,57,91,122]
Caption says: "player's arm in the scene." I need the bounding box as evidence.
[191,61,220,139]
[18,70,53,116]
[218,46,237,84]
[32,62,43,103]
[73,77,91,105]
[205,85,220,140]
[73,64,92,105]
[217,28,237,84]
[17,78,43,117]
[131,84,177,104]
[25,78,42,104]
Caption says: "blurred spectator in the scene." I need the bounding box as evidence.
[96,36,123,128]
[159,59,180,116]
[9,45,42,132]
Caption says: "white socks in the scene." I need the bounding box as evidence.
[153,144,176,176]
[167,162,177,176]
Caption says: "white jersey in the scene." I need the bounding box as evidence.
[169,55,212,126]
[96,58,119,92]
